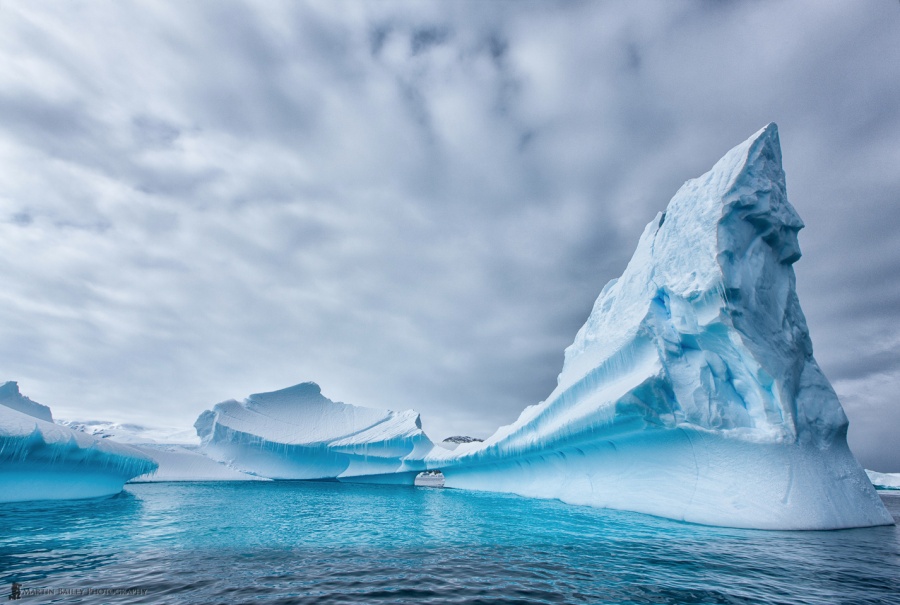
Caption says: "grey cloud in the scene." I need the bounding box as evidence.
[131,115,181,148]
[410,26,451,55]
[11,212,32,226]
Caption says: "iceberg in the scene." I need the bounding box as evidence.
[57,419,264,482]
[0,382,157,502]
[128,444,268,482]
[427,124,893,530]
[866,470,900,491]
[195,382,434,482]
[0,380,53,422]
[57,419,200,445]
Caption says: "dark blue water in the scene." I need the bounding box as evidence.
[1,482,898,604]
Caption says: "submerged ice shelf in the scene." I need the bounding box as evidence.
[423,124,892,530]
[0,382,157,502]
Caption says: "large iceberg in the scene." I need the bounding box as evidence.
[0,382,157,502]
[427,124,892,530]
[195,382,434,482]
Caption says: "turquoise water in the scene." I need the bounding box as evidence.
[1,482,899,604]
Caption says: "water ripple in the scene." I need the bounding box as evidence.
[0,483,898,604]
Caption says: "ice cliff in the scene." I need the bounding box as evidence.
[195,382,434,482]
[427,124,892,530]
[0,383,157,502]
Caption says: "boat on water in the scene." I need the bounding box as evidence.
[415,470,445,488]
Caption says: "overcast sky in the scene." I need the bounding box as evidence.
[1,1,898,470]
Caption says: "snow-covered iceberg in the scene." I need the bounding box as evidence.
[0,382,157,502]
[427,124,893,530]
[56,419,264,483]
[866,470,900,491]
[57,419,200,445]
[128,444,268,482]
[195,382,434,482]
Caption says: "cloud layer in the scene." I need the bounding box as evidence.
[1,1,898,469]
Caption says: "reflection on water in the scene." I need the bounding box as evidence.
[1,482,898,604]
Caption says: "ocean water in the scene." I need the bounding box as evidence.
[1,482,898,604]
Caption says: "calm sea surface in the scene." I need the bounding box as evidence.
[1,482,898,604]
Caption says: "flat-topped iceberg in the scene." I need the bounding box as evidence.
[866,470,900,491]
[195,382,434,482]
[0,382,157,502]
[427,124,892,530]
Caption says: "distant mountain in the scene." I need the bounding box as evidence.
[55,419,198,445]
[439,435,484,451]
[442,436,484,444]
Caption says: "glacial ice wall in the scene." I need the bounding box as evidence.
[195,382,434,482]
[0,384,157,502]
[427,124,893,530]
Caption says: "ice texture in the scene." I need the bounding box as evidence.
[427,124,893,530]
[195,382,434,482]
[0,386,157,502]
[866,470,900,491]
